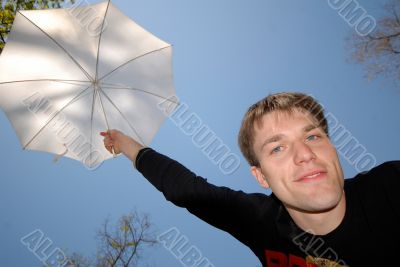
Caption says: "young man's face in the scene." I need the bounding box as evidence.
[251,109,344,213]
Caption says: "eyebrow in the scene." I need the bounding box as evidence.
[303,124,318,132]
[260,124,319,151]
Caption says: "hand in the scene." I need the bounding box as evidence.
[100,129,144,162]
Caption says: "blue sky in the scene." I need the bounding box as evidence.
[1,0,399,266]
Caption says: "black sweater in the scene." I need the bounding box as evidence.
[136,148,400,267]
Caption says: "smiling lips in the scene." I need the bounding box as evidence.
[295,170,327,183]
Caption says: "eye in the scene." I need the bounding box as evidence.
[271,145,284,154]
[306,134,319,141]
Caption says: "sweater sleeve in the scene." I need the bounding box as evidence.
[135,148,274,246]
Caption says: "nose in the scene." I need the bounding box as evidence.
[293,141,316,165]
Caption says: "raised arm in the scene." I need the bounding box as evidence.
[99,129,276,252]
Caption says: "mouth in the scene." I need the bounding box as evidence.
[295,170,327,183]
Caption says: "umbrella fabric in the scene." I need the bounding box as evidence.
[0,1,178,169]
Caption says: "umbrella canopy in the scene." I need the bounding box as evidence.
[0,1,178,169]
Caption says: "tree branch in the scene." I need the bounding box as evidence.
[391,2,400,26]
[369,31,400,41]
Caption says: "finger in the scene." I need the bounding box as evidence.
[105,145,113,154]
[100,131,114,140]
[104,140,114,147]
[101,130,119,155]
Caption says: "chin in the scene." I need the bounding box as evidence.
[308,192,344,213]
[286,200,338,214]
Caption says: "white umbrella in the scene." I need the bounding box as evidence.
[0,0,178,169]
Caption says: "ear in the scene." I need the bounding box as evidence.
[251,166,270,189]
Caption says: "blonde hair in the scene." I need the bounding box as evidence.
[238,92,328,166]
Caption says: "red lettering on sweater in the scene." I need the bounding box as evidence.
[265,250,340,267]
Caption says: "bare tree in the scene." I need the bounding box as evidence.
[347,0,400,82]
[94,211,158,267]
[64,252,93,267]
[46,210,158,267]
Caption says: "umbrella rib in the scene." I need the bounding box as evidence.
[52,80,93,87]
[23,85,93,149]
[0,79,91,85]
[101,84,179,105]
[18,11,94,82]
[98,45,172,82]
[89,87,97,165]
[99,89,145,145]
[94,0,112,82]
[89,90,97,162]
[97,89,111,131]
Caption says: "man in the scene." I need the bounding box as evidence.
[101,92,399,266]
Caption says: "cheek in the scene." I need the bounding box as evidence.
[260,153,295,177]
[316,143,338,160]
[261,166,291,190]
[318,146,344,180]
[327,148,341,167]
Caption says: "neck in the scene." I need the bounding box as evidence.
[286,193,346,235]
